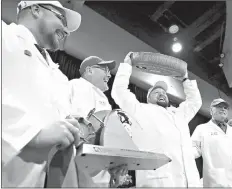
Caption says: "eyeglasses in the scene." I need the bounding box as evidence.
[215,106,229,110]
[39,4,67,28]
[91,65,110,74]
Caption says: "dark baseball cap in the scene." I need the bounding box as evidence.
[79,56,116,75]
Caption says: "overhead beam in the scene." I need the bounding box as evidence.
[166,9,188,27]
[193,24,222,52]
[192,11,224,38]
[179,2,224,39]
[150,1,175,22]
[222,0,232,88]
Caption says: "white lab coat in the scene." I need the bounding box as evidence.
[192,120,232,187]
[2,21,71,187]
[69,78,112,117]
[111,63,202,187]
[69,78,112,187]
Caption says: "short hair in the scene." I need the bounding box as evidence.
[16,6,31,23]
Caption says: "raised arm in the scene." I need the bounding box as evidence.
[177,77,202,123]
[111,53,141,116]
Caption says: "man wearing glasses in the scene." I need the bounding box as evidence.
[2,1,81,187]
[70,56,115,118]
[69,56,128,187]
[191,98,232,187]
[16,1,76,50]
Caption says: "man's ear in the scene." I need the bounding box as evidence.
[210,107,213,116]
[30,4,42,19]
[85,66,93,74]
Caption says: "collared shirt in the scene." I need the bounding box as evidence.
[192,120,232,187]
[211,119,227,133]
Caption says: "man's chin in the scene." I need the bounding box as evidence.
[49,36,62,51]
[104,86,109,92]
[47,42,59,51]
[157,101,168,108]
[101,84,109,92]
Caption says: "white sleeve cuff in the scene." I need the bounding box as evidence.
[117,63,132,76]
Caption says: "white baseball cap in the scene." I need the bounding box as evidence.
[17,1,81,32]
[147,81,168,100]
[210,98,229,108]
[79,56,116,75]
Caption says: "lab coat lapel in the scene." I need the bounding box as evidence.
[34,46,50,67]
[12,25,48,67]
[227,126,232,136]
[44,51,60,69]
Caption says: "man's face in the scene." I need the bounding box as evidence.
[37,4,69,50]
[148,88,169,108]
[91,65,111,92]
[211,103,229,122]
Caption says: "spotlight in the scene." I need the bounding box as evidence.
[172,42,182,53]
[169,25,179,34]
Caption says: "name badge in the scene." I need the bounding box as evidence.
[99,101,106,106]
[211,132,218,136]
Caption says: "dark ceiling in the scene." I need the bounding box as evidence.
[85,1,232,96]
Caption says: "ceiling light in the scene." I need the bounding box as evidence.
[169,25,179,34]
[172,42,182,53]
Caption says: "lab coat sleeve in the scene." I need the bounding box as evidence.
[2,20,7,29]
[111,63,141,116]
[2,94,42,165]
[2,23,42,165]
[191,125,203,159]
[177,79,202,123]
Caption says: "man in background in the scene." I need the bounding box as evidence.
[111,52,202,187]
[69,56,127,187]
[70,56,114,118]
[192,98,232,187]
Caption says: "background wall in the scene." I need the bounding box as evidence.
[2,0,232,119]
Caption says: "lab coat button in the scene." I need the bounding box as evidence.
[24,50,32,57]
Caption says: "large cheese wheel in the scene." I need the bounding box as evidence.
[132,52,187,77]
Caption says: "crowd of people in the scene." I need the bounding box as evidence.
[2,1,232,188]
